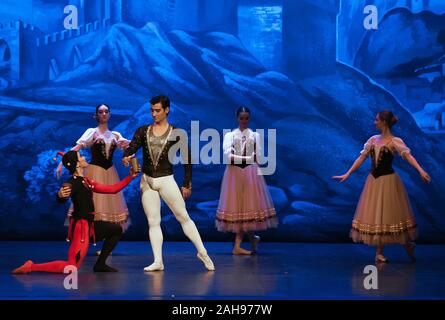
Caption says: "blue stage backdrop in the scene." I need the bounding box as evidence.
[0,0,444,242]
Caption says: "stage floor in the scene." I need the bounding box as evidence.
[1,241,444,300]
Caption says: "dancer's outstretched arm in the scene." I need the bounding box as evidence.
[392,137,431,183]
[332,153,367,183]
[403,153,431,183]
[89,169,138,194]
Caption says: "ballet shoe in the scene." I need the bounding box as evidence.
[144,261,164,272]
[406,243,416,262]
[232,247,252,255]
[12,260,33,274]
[197,253,215,271]
[375,254,388,263]
[251,235,261,253]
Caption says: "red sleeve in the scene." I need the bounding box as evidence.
[90,175,134,194]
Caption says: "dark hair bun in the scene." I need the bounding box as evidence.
[378,110,398,128]
[390,115,398,126]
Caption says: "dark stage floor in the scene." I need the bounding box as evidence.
[1,242,444,300]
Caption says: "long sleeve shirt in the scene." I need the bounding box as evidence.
[123,124,192,188]
[57,174,134,220]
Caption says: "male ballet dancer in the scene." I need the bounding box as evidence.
[123,95,215,271]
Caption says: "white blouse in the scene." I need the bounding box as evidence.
[361,135,411,164]
[76,128,129,158]
[223,128,262,162]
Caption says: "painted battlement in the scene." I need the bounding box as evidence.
[0,20,41,31]
[36,18,110,47]
[0,20,44,46]
[0,21,19,30]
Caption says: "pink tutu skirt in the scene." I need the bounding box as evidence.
[351,173,417,245]
[216,164,278,233]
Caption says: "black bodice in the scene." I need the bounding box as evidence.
[90,140,117,170]
[369,145,395,178]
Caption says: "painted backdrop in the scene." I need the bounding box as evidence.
[0,0,444,242]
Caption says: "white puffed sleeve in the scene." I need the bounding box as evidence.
[392,137,411,158]
[223,132,234,161]
[112,131,128,142]
[76,128,96,148]
[112,131,130,148]
[360,136,375,157]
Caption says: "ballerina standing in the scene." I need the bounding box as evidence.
[216,106,278,255]
[332,110,431,262]
[56,104,131,233]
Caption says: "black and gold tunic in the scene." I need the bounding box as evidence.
[124,124,192,188]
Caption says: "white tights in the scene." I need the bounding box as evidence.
[140,174,207,264]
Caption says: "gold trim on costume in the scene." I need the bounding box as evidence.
[352,219,417,235]
[147,125,173,168]
[93,211,129,224]
[216,208,277,223]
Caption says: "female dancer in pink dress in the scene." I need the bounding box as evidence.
[332,110,431,263]
[56,104,131,251]
[216,106,278,255]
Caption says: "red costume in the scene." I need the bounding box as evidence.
[12,151,135,274]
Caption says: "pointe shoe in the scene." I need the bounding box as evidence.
[251,235,261,253]
[375,254,388,263]
[406,243,416,262]
[197,253,215,271]
[12,260,33,274]
[144,262,164,272]
[232,247,252,255]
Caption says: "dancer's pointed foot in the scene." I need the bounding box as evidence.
[12,260,33,274]
[144,261,164,272]
[405,242,416,262]
[251,235,260,253]
[197,253,215,271]
[93,264,118,272]
[232,247,252,255]
[375,254,388,263]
